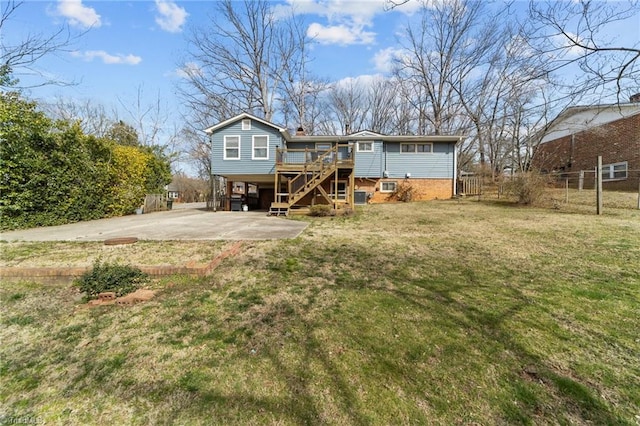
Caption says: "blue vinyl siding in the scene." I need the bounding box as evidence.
[210,117,456,180]
[383,142,455,179]
[211,119,282,175]
[354,140,383,177]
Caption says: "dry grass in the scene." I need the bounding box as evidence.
[0,241,228,267]
[1,199,639,425]
[483,183,640,213]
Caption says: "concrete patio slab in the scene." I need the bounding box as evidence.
[0,206,307,242]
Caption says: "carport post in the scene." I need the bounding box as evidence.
[596,156,603,215]
[212,174,217,212]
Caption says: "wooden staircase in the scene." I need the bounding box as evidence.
[287,163,337,206]
[268,144,353,216]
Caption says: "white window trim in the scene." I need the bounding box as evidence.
[224,135,241,160]
[400,142,433,153]
[241,119,251,130]
[602,161,628,181]
[357,141,374,153]
[380,181,397,193]
[252,135,269,160]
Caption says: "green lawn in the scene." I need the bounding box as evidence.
[1,200,639,425]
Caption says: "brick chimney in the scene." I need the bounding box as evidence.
[630,93,640,103]
[296,126,305,136]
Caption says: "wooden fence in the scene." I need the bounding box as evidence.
[144,194,167,213]
[458,176,482,196]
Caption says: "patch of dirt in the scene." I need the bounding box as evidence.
[104,237,139,245]
[86,289,157,307]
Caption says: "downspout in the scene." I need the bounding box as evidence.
[383,141,388,177]
[210,134,217,211]
[453,138,460,196]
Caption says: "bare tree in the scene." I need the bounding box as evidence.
[322,79,369,135]
[366,78,398,134]
[1,0,81,88]
[524,0,640,102]
[394,0,494,135]
[274,12,325,132]
[117,86,166,147]
[297,79,330,135]
[42,97,115,137]
[450,19,556,178]
[180,0,308,124]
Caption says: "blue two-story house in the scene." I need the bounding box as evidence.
[205,113,464,214]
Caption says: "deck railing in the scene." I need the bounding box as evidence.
[275,143,355,207]
[275,144,354,167]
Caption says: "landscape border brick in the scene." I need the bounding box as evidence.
[0,241,244,283]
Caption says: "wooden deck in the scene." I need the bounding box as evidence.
[269,144,355,214]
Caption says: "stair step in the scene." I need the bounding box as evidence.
[268,203,290,217]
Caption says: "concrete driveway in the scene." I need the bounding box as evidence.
[0,204,307,241]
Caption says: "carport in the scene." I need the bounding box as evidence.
[220,174,275,211]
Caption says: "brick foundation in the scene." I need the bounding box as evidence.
[355,178,454,203]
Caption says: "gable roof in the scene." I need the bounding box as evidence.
[348,130,386,137]
[204,112,286,134]
[540,102,640,144]
[204,113,465,143]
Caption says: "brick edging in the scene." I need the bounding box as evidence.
[0,241,244,283]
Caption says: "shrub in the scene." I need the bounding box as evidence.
[340,207,354,217]
[75,260,149,299]
[504,171,551,205]
[389,181,415,202]
[309,204,334,217]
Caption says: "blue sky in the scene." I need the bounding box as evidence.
[5,1,424,122]
[4,0,639,169]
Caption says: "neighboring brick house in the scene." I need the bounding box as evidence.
[532,98,640,191]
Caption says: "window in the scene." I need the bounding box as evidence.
[401,143,415,153]
[401,143,432,153]
[224,135,240,160]
[380,181,397,192]
[357,141,373,152]
[241,119,251,130]
[601,161,628,181]
[252,135,269,159]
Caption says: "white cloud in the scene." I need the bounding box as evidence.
[71,50,142,65]
[372,47,405,73]
[307,22,375,45]
[386,0,423,15]
[280,0,384,22]
[171,62,203,79]
[276,0,390,46]
[154,0,188,33]
[553,32,588,57]
[56,0,101,29]
[334,73,385,89]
